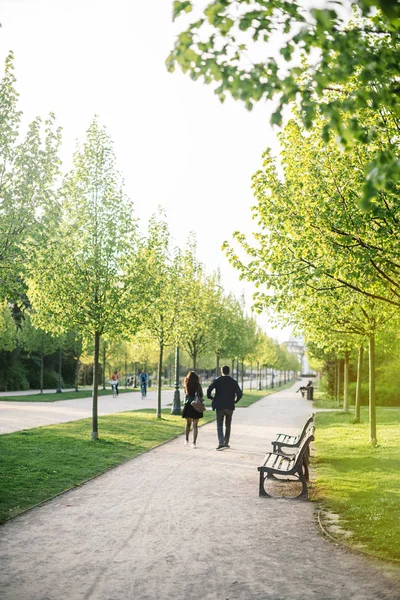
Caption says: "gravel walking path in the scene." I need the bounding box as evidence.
[1,383,399,600]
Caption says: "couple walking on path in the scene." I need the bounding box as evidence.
[182,365,242,449]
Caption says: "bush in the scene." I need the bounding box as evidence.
[348,380,400,407]
[28,368,62,390]
[0,362,30,391]
[348,381,369,406]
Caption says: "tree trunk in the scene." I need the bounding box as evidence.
[354,346,364,423]
[193,350,197,371]
[157,343,164,419]
[75,356,80,392]
[236,358,239,382]
[216,353,220,378]
[91,331,100,440]
[343,351,350,412]
[56,348,62,393]
[250,363,253,390]
[231,359,235,374]
[333,360,337,403]
[336,360,341,407]
[102,343,106,390]
[134,361,137,387]
[241,360,244,390]
[125,352,128,389]
[40,351,44,394]
[257,362,261,390]
[369,334,377,445]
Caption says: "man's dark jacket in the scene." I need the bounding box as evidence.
[207,375,243,410]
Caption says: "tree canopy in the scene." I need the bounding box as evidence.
[168,1,400,204]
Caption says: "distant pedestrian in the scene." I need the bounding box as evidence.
[138,370,148,397]
[182,371,204,448]
[111,370,120,396]
[207,365,242,450]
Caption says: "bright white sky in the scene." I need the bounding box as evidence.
[0,0,293,341]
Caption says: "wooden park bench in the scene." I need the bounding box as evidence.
[258,426,315,500]
[272,413,314,456]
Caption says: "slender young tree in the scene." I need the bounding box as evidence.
[140,213,183,418]
[26,118,141,439]
[19,313,58,393]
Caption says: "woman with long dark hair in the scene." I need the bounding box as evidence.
[182,371,204,448]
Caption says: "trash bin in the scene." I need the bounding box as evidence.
[307,385,314,401]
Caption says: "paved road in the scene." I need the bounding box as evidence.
[1,383,399,600]
[0,389,175,434]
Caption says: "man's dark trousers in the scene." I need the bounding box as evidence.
[216,408,234,446]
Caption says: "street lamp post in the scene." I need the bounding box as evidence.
[171,345,181,415]
[56,348,62,393]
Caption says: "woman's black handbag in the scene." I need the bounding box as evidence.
[191,395,206,413]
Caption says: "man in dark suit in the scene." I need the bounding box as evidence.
[207,365,243,450]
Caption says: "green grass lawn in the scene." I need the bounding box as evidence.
[313,407,400,562]
[0,388,135,402]
[0,383,289,524]
[312,389,342,410]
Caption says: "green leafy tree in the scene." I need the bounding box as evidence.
[179,244,223,370]
[208,290,238,376]
[26,118,141,439]
[223,104,400,441]
[168,3,400,203]
[234,313,259,388]
[140,213,183,418]
[0,52,62,297]
[224,109,400,316]
[0,300,17,352]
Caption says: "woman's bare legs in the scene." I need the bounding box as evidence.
[185,418,192,444]
[192,419,199,446]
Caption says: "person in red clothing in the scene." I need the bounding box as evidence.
[111,370,120,396]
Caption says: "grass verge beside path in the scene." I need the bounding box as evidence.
[0,388,134,402]
[0,383,290,524]
[312,390,339,409]
[313,407,400,563]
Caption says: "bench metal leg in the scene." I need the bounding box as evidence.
[259,470,309,500]
[259,472,269,497]
[302,454,310,481]
[297,469,309,500]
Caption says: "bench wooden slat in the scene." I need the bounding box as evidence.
[272,414,314,453]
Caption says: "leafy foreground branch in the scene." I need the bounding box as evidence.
[313,409,400,562]
[0,390,270,523]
